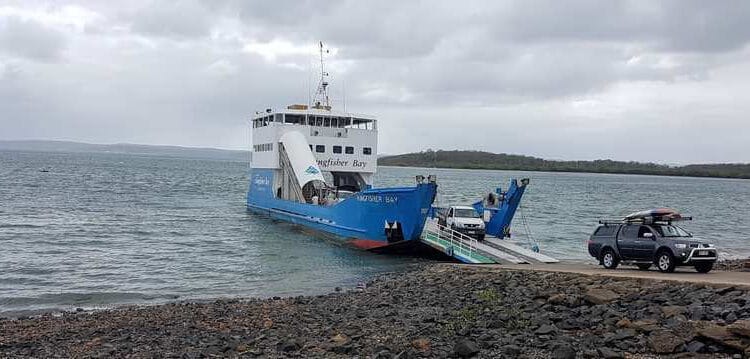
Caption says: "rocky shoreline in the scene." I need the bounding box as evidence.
[2,264,750,358]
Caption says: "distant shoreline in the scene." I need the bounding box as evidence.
[0,140,249,162]
[378,150,750,180]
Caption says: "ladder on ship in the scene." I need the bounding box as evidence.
[420,219,559,264]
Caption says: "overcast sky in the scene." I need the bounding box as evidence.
[1,1,749,163]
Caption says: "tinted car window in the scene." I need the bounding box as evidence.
[620,225,639,239]
[652,225,691,237]
[594,226,616,236]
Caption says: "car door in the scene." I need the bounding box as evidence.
[634,225,657,260]
[617,224,638,259]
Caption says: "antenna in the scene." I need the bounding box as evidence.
[312,41,331,110]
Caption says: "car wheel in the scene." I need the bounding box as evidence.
[601,248,619,269]
[636,264,651,271]
[656,251,676,273]
[694,262,714,273]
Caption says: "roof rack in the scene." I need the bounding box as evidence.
[598,216,692,225]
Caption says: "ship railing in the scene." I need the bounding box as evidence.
[424,220,479,259]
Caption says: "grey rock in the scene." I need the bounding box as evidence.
[277,340,300,352]
[503,344,521,356]
[597,347,623,358]
[453,339,479,358]
[373,350,393,359]
[551,344,576,359]
[686,340,705,353]
[535,324,558,335]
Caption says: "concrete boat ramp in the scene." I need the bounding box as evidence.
[420,219,559,264]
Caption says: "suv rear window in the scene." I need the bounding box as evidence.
[594,226,617,236]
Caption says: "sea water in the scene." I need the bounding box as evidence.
[1,150,748,315]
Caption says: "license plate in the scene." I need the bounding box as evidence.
[466,231,475,234]
[698,250,708,256]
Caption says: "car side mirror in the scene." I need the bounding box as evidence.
[643,232,654,239]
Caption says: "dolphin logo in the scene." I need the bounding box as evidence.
[304,166,320,174]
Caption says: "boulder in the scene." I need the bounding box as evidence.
[503,344,521,356]
[648,331,685,354]
[597,347,623,359]
[685,340,706,353]
[661,305,686,318]
[548,293,566,305]
[277,340,300,352]
[615,318,631,328]
[453,339,479,358]
[535,324,558,335]
[728,320,750,338]
[694,321,750,351]
[630,319,660,333]
[551,343,576,359]
[585,288,620,305]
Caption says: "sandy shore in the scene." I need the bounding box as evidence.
[2,264,750,358]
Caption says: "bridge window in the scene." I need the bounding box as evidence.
[363,147,372,155]
[285,114,303,125]
[345,146,354,154]
[347,118,374,130]
[333,145,342,154]
[315,145,325,153]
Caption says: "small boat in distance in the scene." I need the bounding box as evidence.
[246,42,437,249]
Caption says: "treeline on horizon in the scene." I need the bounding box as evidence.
[377,150,750,179]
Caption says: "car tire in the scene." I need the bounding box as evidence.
[636,264,651,271]
[601,248,619,269]
[655,250,676,273]
[694,262,714,273]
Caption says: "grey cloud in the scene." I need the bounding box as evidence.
[2,0,750,163]
[493,0,750,53]
[0,16,66,61]
[127,1,215,39]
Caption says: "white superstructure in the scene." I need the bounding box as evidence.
[251,105,378,193]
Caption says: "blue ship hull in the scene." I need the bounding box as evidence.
[246,169,437,249]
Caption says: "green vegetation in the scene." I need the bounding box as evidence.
[378,150,750,179]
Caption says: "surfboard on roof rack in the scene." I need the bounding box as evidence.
[623,208,692,222]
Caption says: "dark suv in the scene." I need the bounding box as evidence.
[587,222,717,273]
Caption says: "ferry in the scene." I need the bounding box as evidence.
[246,43,437,250]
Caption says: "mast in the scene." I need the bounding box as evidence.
[312,41,331,110]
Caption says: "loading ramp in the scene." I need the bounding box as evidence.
[484,236,560,263]
[420,219,558,264]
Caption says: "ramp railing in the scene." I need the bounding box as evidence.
[422,219,481,260]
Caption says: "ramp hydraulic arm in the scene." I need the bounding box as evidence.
[472,178,530,238]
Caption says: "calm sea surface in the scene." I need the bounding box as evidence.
[1,151,749,315]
